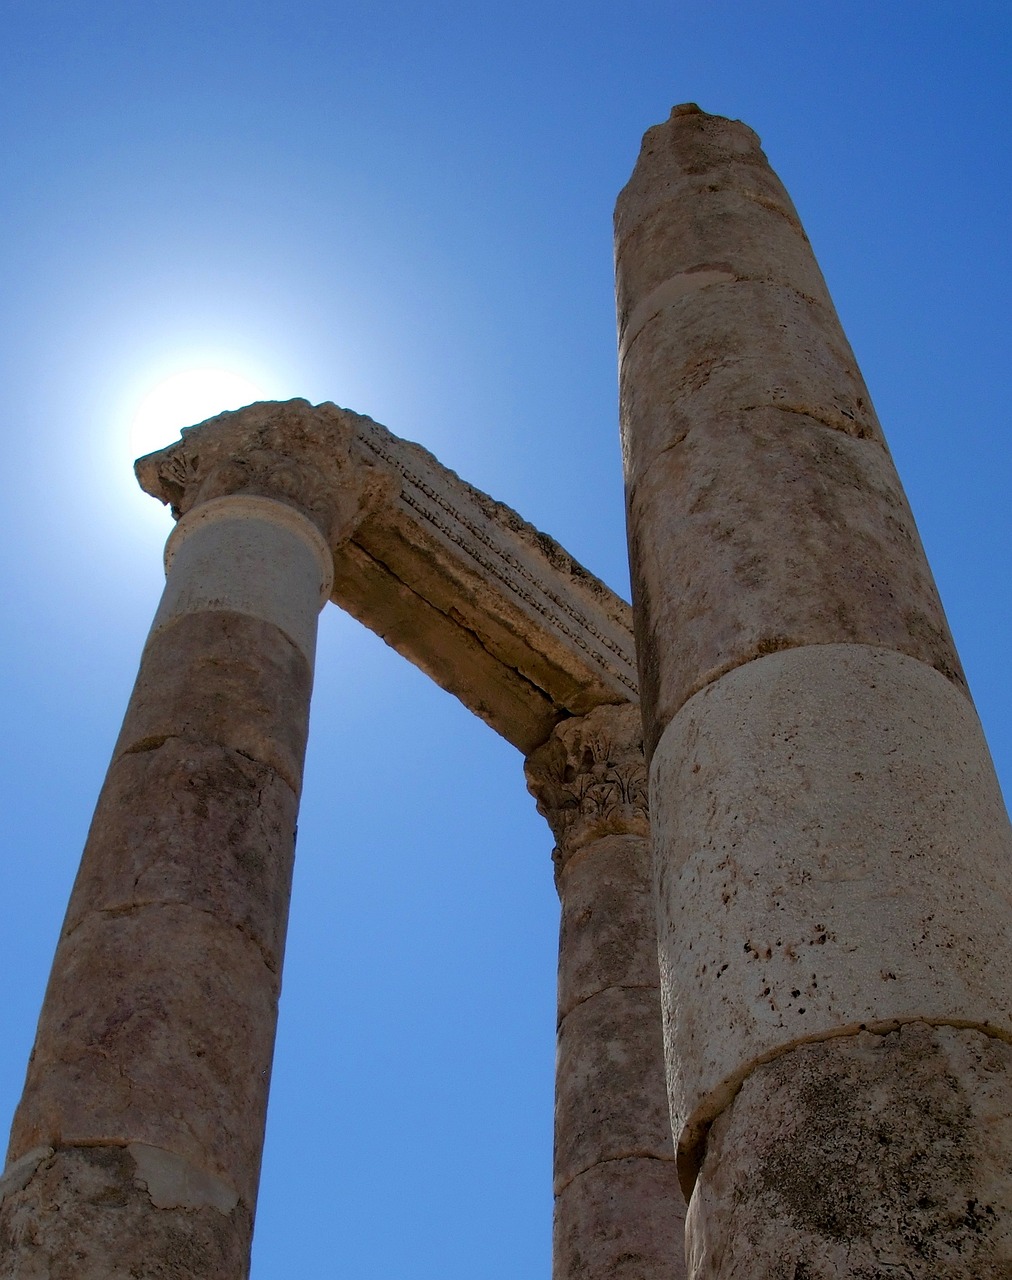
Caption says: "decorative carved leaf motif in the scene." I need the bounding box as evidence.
[525,705,648,859]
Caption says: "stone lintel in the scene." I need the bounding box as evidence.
[137,399,638,753]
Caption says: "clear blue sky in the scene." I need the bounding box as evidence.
[1,3,1009,1276]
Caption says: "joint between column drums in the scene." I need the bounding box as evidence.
[554,1148,678,1198]
[675,1015,1012,1201]
[557,980,660,1029]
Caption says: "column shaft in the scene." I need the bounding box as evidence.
[0,496,332,1278]
[616,104,1012,1275]
[527,704,686,1280]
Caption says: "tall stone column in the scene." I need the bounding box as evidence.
[526,703,686,1280]
[616,105,1012,1276]
[0,402,389,1278]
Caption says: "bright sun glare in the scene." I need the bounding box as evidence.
[129,368,270,461]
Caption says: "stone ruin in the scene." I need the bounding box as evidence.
[1,105,1010,1279]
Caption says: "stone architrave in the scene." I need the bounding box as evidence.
[136,401,639,754]
[616,104,1012,1275]
[526,703,685,1280]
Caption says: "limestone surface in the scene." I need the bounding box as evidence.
[1,491,330,1276]
[0,1145,252,1279]
[527,705,685,1280]
[649,643,1012,1179]
[687,1023,1012,1278]
[555,1156,685,1280]
[615,105,961,756]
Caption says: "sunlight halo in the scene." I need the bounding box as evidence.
[129,367,271,462]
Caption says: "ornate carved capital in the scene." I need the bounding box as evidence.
[525,702,649,871]
[134,398,397,548]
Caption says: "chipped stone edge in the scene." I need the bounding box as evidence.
[128,1142,240,1214]
[675,1014,1012,1201]
[0,1145,54,1204]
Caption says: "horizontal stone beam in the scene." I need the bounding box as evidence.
[136,399,637,752]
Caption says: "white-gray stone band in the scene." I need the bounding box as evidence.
[650,642,1012,1174]
[155,494,334,665]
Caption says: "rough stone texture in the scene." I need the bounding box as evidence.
[615,105,961,756]
[616,105,1012,1275]
[647,643,1012,1181]
[138,400,639,754]
[527,705,685,1279]
[134,397,394,548]
[554,985,677,1191]
[61,736,298,977]
[114,610,313,795]
[687,1023,1012,1278]
[2,473,334,1275]
[154,495,334,665]
[614,106,835,327]
[8,905,279,1211]
[0,1144,252,1278]
[555,834,657,1020]
[555,1157,685,1280]
[526,704,650,878]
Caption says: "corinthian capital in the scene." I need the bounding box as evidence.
[525,702,649,868]
[134,398,397,547]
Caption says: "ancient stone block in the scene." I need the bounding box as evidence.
[554,1157,685,1280]
[115,611,314,794]
[0,1144,252,1279]
[648,643,1012,1178]
[8,905,279,1210]
[687,1024,1012,1278]
[555,834,657,1020]
[555,986,674,1191]
[62,737,298,967]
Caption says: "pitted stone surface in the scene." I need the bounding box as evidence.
[625,401,962,756]
[554,1157,685,1280]
[555,834,658,1020]
[619,279,884,491]
[115,610,313,794]
[615,107,838,345]
[686,1023,1012,1278]
[648,643,1012,1175]
[554,984,675,1192]
[8,905,279,1210]
[62,737,297,968]
[616,107,961,757]
[0,1145,252,1278]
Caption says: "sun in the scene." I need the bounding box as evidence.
[129,367,270,461]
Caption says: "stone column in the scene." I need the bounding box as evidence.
[0,402,389,1278]
[615,105,1012,1276]
[526,703,686,1280]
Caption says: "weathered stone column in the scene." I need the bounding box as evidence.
[616,105,1012,1275]
[0,402,388,1277]
[526,703,686,1280]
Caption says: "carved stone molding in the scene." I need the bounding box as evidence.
[134,399,396,549]
[525,702,649,871]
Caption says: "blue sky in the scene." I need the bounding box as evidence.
[1,3,1009,1276]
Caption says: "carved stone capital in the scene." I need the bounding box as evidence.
[525,702,649,870]
[134,398,397,548]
